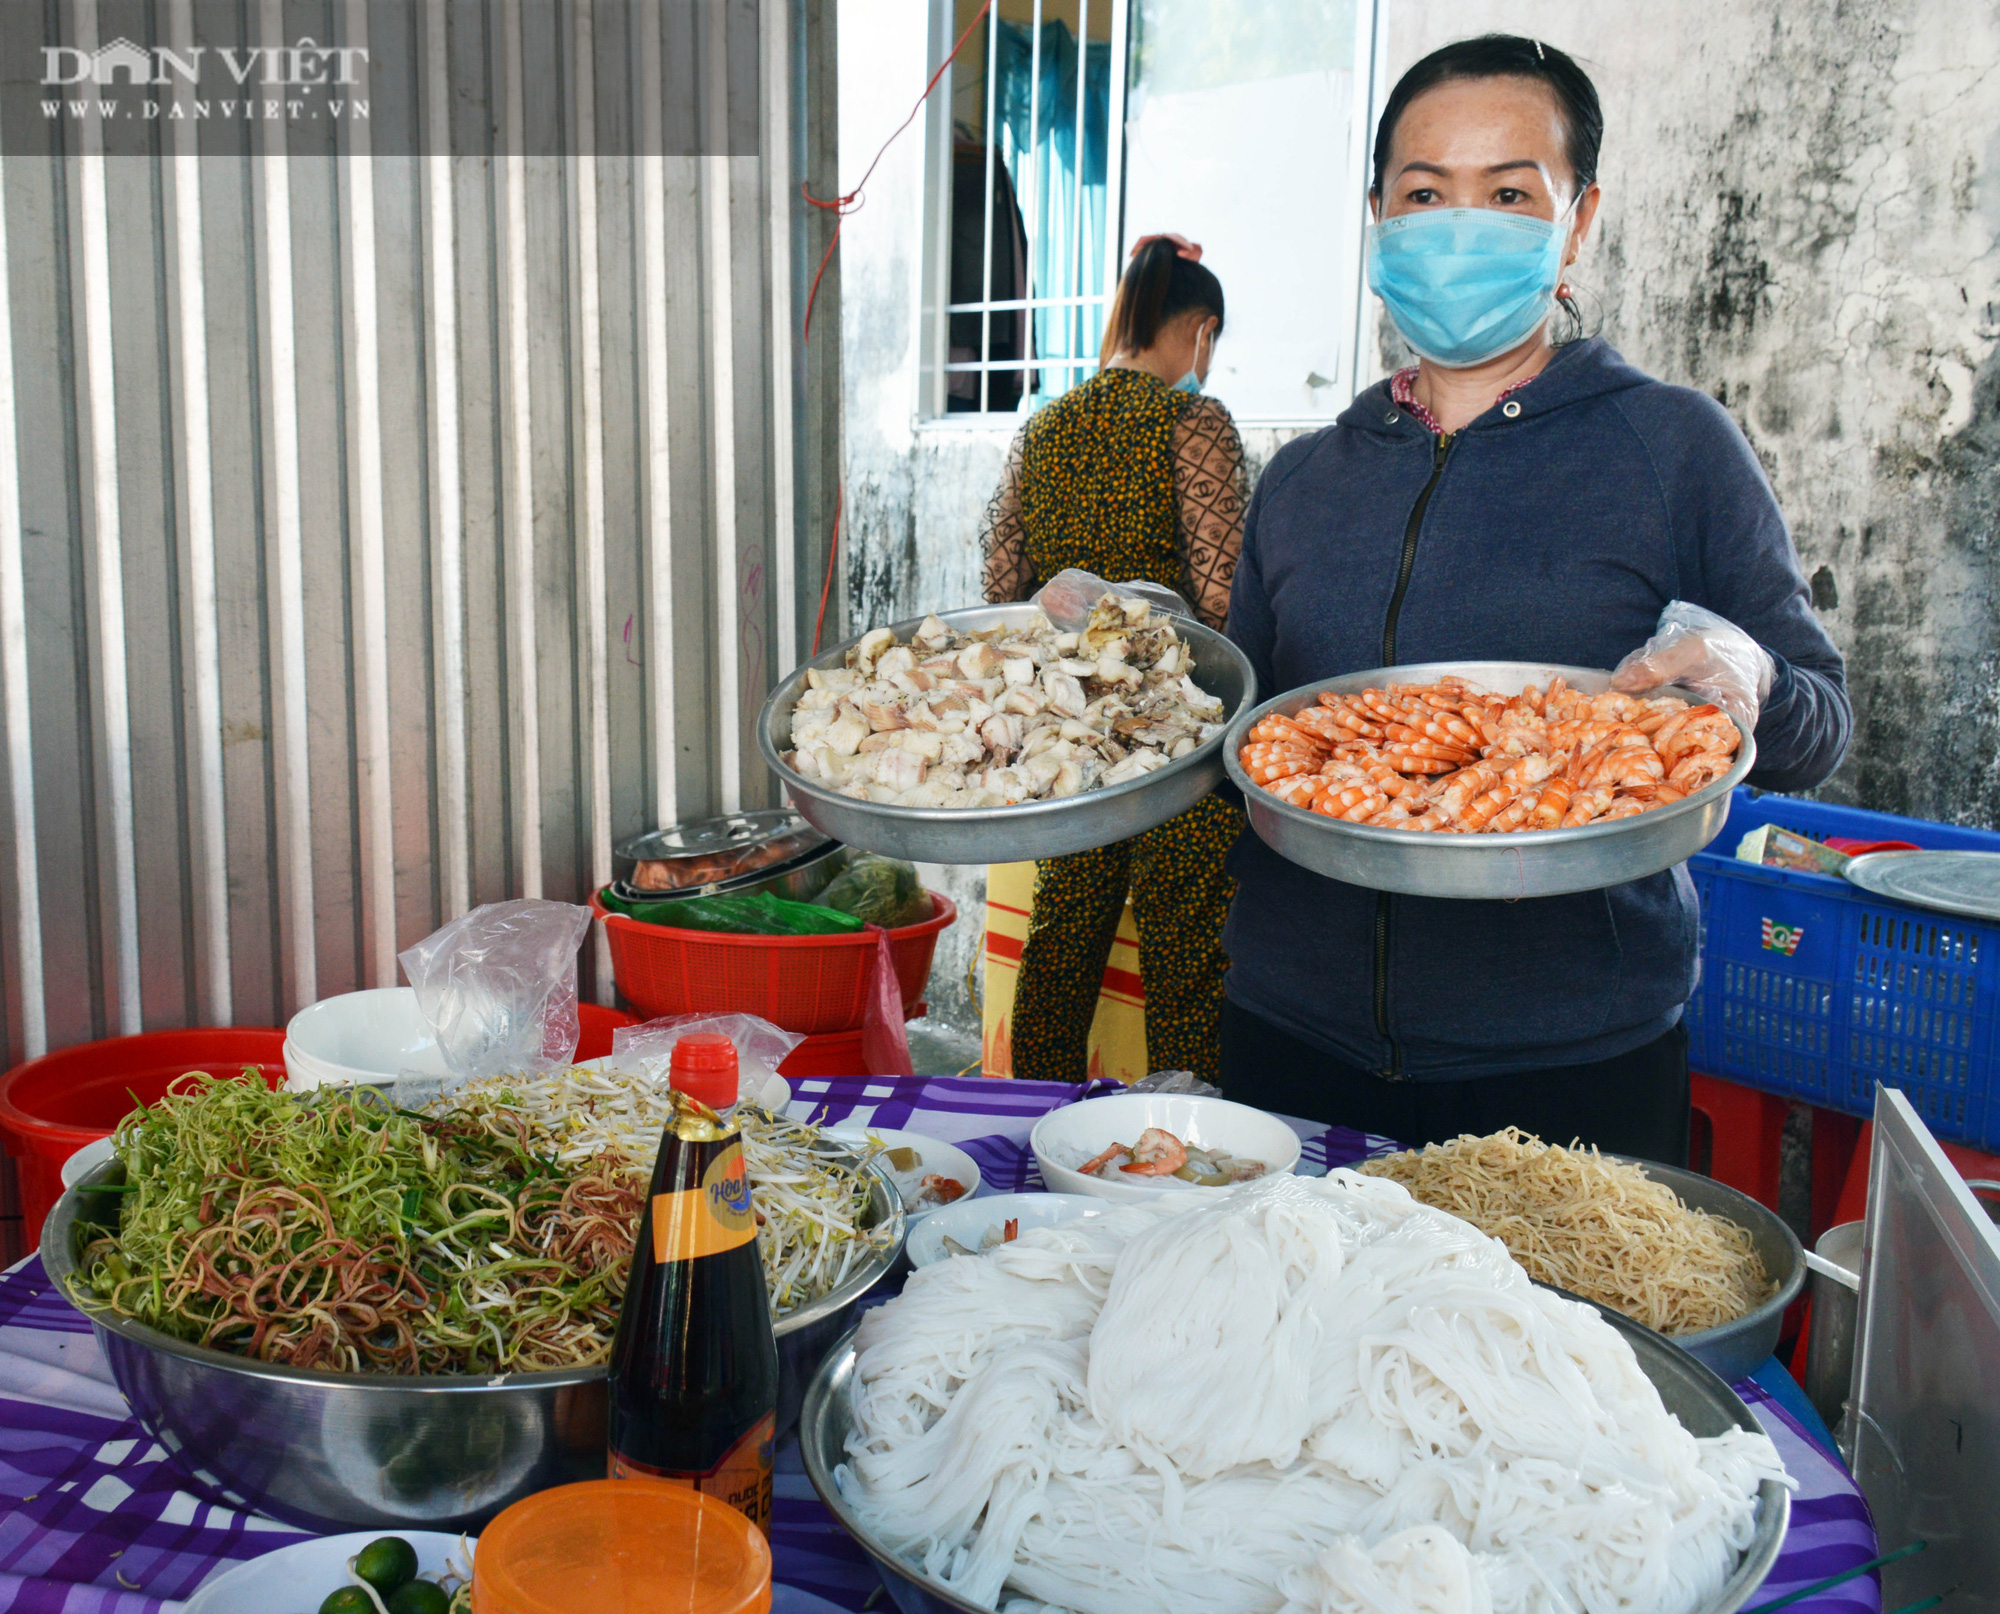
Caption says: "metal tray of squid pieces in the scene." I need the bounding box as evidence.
[757,603,1256,866]
[1223,661,1756,899]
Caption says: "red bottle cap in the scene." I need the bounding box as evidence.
[669,1033,739,1110]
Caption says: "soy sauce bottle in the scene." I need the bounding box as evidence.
[607,1034,779,1530]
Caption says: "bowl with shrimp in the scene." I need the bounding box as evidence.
[1031,1093,1302,1203]
[1224,661,1756,899]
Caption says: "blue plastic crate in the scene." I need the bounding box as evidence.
[1688,789,2000,1148]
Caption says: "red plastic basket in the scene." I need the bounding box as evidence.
[0,1029,287,1248]
[594,891,958,1034]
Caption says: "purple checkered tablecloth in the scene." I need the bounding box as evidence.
[0,1075,1878,1613]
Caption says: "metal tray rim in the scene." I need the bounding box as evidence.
[755,603,1256,830]
[800,1313,1789,1614]
[1843,849,2000,922]
[1224,660,1756,850]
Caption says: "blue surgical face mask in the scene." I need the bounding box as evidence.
[1366,206,1572,369]
[1170,323,1214,394]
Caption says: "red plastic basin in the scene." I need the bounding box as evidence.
[0,1029,287,1249]
[1,1004,635,1250]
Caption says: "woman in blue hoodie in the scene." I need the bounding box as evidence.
[1219,36,1851,1161]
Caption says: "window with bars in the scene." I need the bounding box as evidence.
[918,0,1376,424]
[921,0,1126,417]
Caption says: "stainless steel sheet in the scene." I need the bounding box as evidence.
[1850,1086,2000,1611]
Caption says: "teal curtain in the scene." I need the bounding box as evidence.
[995,20,1112,402]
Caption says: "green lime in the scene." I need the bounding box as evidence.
[320,1588,378,1614]
[387,1582,452,1614]
[352,1538,420,1596]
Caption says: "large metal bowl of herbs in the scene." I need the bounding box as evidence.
[800,1305,1788,1614]
[758,603,1255,866]
[42,1153,904,1532]
[1224,661,1755,898]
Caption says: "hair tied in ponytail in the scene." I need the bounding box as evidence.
[1130,232,1203,263]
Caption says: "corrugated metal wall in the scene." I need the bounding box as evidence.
[0,0,842,1090]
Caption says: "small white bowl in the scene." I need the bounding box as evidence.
[907,1192,1108,1267]
[185,1531,473,1614]
[1030,1092,1302,1203]
[285,988,453,1087]
[826,1125,981,1219]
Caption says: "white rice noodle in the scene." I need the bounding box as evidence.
[838,1172,1788,1614]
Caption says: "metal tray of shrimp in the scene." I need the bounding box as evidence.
[757,604,1257,866]
[1222,661,1756,899]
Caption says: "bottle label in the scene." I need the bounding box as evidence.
[609,1413,775,1530]
[651,1140,757,1263]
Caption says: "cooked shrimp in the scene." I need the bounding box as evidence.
[1120,1127,1189,1176]
[1237,677,1739,834]
[1077,1141,1132,1176]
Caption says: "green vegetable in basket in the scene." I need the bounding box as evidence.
[813,854,931,929]
[605,886,865,935]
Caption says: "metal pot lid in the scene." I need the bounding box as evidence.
[616,810,827,864]
[1844,850,2000,921]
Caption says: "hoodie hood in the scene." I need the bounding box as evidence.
[1336,337,1656,441]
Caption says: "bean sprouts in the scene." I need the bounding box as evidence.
[439,1068,895,1318]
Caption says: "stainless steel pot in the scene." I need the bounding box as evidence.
[1224,661,1756,898]
[799,1308,1789,1614]
[757,604,1256,866]
[42,1154,904,1532]
[1803,1219,1863,1440]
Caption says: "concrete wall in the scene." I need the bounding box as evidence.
[839,2,2000,1036]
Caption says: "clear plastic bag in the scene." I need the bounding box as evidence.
[1609,600,1775,734]
[1029,567,1193,632]
[398,899,593,1082]
[860,928,915,1077]
[608,1012,805,1108]
[1128,1068,1221,1097]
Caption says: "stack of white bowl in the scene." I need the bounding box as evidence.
[283,986,454,1092]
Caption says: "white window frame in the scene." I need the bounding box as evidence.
[916,0,1131,426]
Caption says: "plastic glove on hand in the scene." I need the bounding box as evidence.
[1609,600,1775,735]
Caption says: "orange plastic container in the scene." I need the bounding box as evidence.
[595,891,957,1034]
[0,1029,286,1246]
[472,1479,771,1614]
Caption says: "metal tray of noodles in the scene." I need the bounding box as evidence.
[1224,661,1756,899]
[758,604,1256,866]
[800,1311,1788,1614]
[42,1152,905,1531]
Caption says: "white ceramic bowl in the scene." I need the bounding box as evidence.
[185,1531,473,1614]
[827,1125,981,1220]
[284,988,453,1089]
[1031,1092,1302,1202]
[907,1191,1108,1267]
